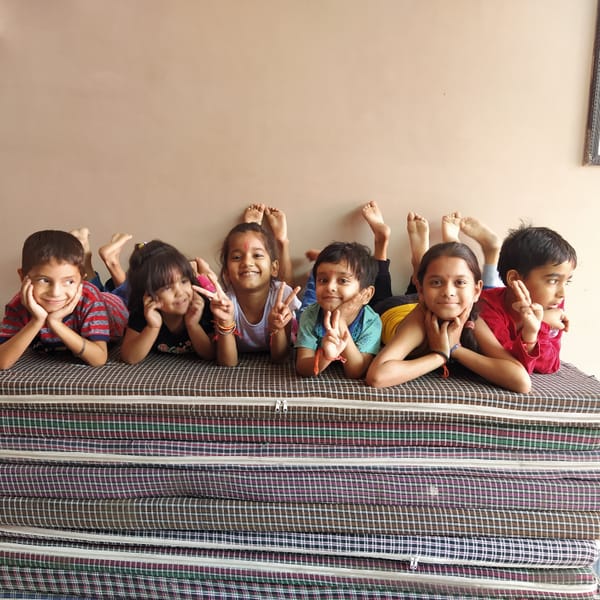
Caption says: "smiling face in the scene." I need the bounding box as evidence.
[314,260,362,312]
[23,259,82,313]
[516,261,574,310]
[418,256,482,320]
[154,269,193,315]
[225,231,278,292]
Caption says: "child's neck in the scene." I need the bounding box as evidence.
[161,312,185,332]
[236,286,270,325]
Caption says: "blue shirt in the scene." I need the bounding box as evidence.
[295,303,382,355]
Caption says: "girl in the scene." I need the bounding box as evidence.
[198,222,300,366]
[365,242,531,393]
[120,241,214,365]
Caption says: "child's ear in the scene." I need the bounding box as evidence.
[473,279,483,302]
[271,259,279,278]
[17,268,24,281]
[505,269,522,286]
[361,286,375,305]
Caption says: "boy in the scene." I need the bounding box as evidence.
[295,241,382,379]
[0,230,128,369]
[478,225,577,374]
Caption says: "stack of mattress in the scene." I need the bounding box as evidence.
[0,349,598,599]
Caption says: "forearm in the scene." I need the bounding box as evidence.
[215,332,238,366]
[366,352,446,388]
[47,319,107,367]
[0,320,43,370]
[339,341,372,379]
[269,327,292,363]
[452,347,531,393]
[187,324,215,360]
[120,327,159,365]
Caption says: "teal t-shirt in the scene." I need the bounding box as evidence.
[295,303,382,355]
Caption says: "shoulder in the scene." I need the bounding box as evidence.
[80,281,103,301]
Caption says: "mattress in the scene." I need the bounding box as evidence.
[0,349,598,598]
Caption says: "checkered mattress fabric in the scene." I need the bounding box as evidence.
[0,349,598,598]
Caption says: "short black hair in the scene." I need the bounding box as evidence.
[21,230,85,276]
[313,242,378,289]
[497,225,577,284]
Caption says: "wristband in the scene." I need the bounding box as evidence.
[450,343,461,355]
[74,339,87,358]
[430,350,450,378]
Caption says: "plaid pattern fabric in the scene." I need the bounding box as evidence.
[3,528,597,568]
[1,497,600,539]
[0,540,598,599]
[0,351,599,597]
[0,349,598,419]
[2,464,600,511]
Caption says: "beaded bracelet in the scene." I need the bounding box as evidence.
[215,320,237,336]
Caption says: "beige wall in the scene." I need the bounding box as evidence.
[1,0,598,377]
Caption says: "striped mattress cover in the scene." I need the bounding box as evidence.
[0,350,598,449]
[0,527,598,599]
[1,350,599,598]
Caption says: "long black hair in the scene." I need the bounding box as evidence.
[416,242,481,352]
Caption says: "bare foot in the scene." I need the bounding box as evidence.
[460,216,501,265]
[70,227,94,280]
[406,212,429,280]
[362,200,390,261]
[190,256,216,278]
[264,206,288,243]
[99,233,133,287]
[191,256,217,292]
[305,249,320,262]
[441,211,461,243]
[243,203,265,225]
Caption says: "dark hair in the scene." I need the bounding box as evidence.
[127,240,196,313]
[21,230,85,276]
[219,222,278,283]
[313,242,378,289]
[417,242,481,351]
[497,224,577,284]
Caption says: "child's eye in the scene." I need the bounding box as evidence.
[253,252,265,259]
[316,278,328,285]
[338,278,350,285]
[547,278,558,285]
[230,254,241,261]
[181,277,190,285]
[456,279,468,286]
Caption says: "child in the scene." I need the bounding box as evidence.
[300,200,393,312]
[295,241,382,379]
[196,218,300,366]
[0,230,128,369]
[366,241,531,393]
[478,224,577,374]
[120,240,215,364]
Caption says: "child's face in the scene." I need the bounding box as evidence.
[22,259,82,314]
[154,269,193,315]
[225,231,278,292]
[315,260,362,312]
[519,261,574,310]
[418,256,482,320]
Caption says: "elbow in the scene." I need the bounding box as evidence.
[365,368,385,388]
[511,373,532,394]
